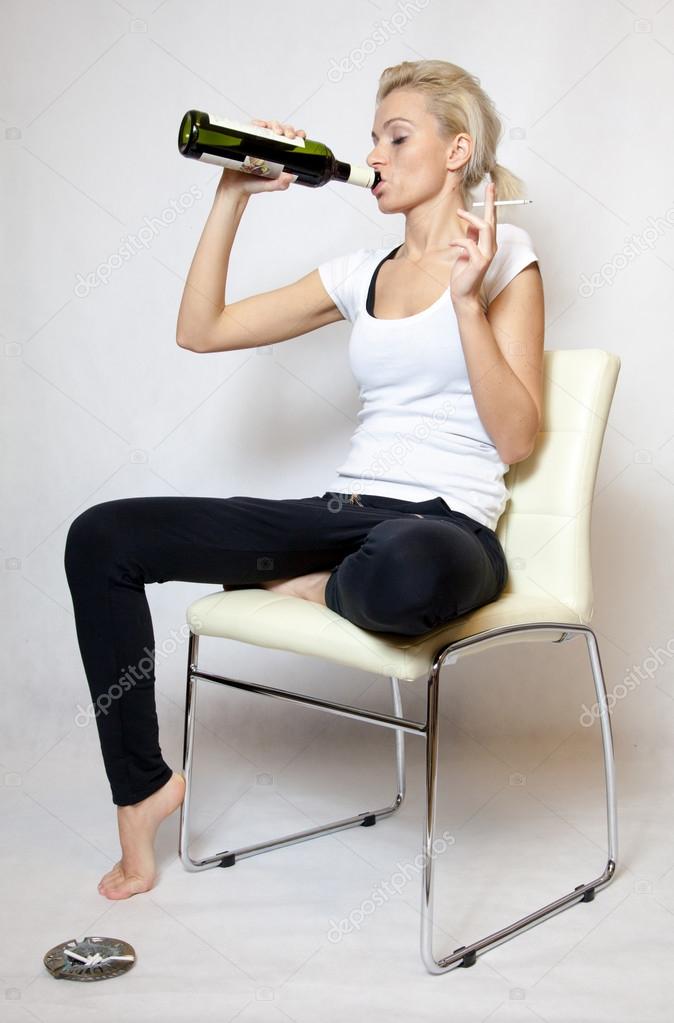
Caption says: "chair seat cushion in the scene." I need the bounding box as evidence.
[186,590,584,681]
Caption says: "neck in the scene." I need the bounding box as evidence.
[399,183,469,261]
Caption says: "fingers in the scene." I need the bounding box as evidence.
[486,180,496,226]
[458,201,485,223]
[458,182,496,227]
[246,119,305,190]
[250,118,306,140]
[457,207,486,226]
[448,237,474,256]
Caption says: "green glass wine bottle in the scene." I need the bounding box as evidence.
[178,110,380,190]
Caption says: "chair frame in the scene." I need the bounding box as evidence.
[178,617,617,974]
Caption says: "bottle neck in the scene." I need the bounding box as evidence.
[333,160,378,189]
[332,160,352,183]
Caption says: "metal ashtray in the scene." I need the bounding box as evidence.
[44,936,136,982]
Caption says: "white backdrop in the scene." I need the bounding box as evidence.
[2,0,674,1015]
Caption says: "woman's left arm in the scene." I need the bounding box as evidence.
[449,183,545,465]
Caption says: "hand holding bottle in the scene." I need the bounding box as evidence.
[216,119,307,196]
[180,109,377,191]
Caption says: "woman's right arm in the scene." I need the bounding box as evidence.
[176,119,344,354]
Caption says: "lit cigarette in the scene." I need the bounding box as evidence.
[472,199,533,207]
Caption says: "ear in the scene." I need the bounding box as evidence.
[446,132,473,172]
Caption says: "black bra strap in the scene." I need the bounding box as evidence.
[366,244,403,317]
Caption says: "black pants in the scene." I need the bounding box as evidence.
[63,491,508,806]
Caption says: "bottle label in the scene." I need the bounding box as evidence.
[208,114,307,149]
[197,151,284,178]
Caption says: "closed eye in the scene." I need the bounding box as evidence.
[392,137,407,145]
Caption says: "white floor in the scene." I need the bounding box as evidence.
[2,644,674,1023]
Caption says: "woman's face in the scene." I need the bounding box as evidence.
[367,88,459,214]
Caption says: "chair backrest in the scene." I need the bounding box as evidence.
[496,349,621,624]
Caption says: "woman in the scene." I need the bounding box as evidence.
[64,59,544,900]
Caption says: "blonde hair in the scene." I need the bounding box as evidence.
[375,59,526,209]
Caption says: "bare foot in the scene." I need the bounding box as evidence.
[259,571,331,604]
[98,771,186,900]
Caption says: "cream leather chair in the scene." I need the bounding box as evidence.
[178,348,621,974]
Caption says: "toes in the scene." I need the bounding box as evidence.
[101,875,153,900]
[98,862,124,892]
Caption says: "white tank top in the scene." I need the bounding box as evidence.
[317,222,539,531]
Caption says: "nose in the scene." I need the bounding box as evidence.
[367,144,385,171]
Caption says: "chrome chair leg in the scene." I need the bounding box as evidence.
[419,622,618,973]
[178,630,200,869]
[179,619,617,975]
[178,633,407,872]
